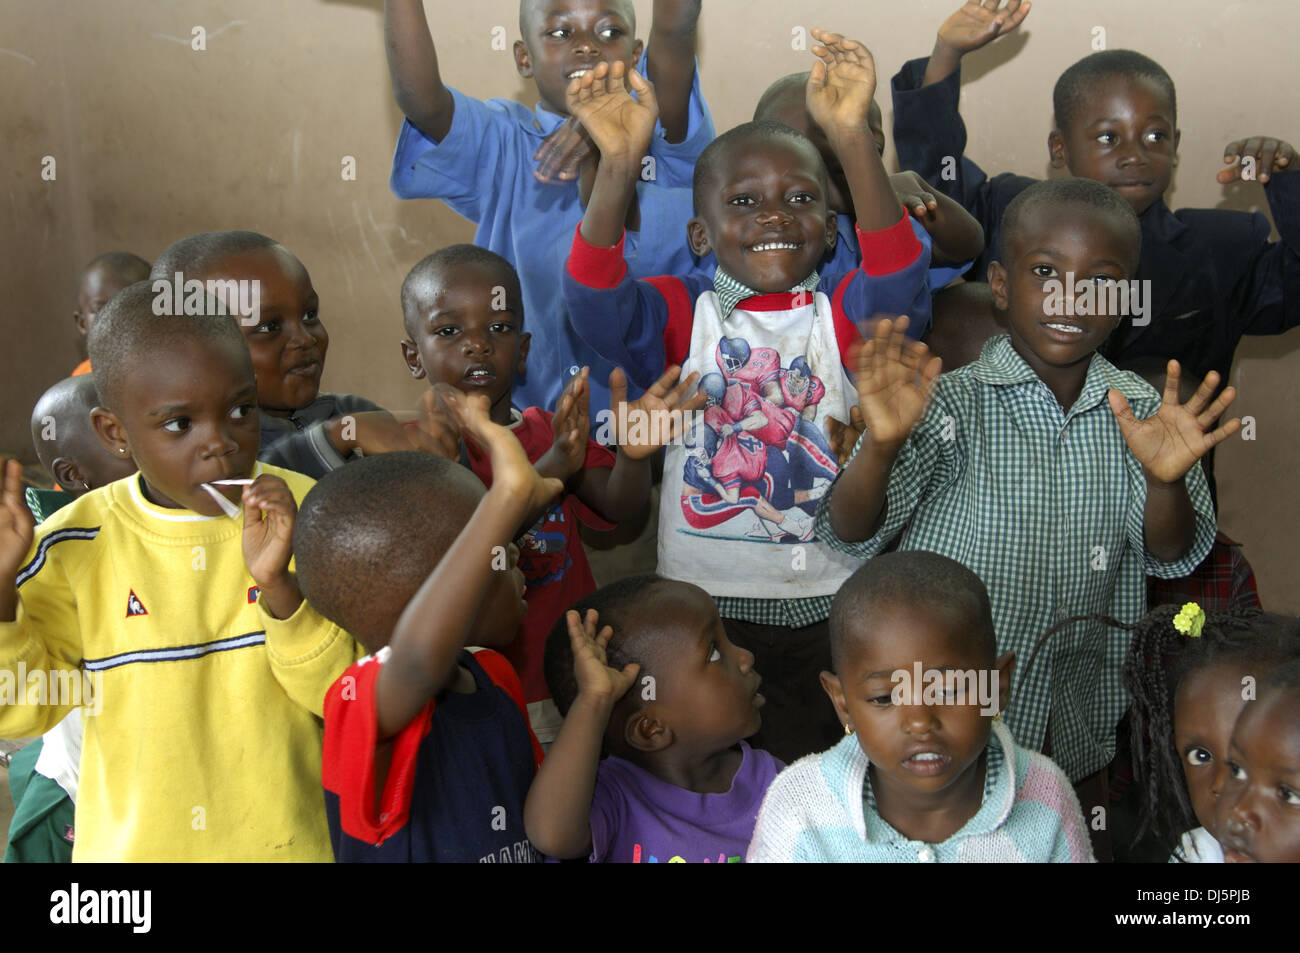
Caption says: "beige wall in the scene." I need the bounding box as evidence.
[3,0,1296,607]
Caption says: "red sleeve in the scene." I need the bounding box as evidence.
[566,223,629,288]
[643,276,695,369]
[473,649,545,768]
[856,207,923,276]
[321,656,435,846]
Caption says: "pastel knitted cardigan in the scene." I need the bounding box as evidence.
[747,723,1094,862]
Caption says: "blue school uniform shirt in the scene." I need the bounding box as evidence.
[390,53,714,419]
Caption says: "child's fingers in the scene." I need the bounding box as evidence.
[1106,388,1137,426]
[1202,416,1243,450]
[608,366,629,410]
[1258,140,1280,181]
[1197,385,1237,430]
[1160,359,1184,408]
[625,66,659,112]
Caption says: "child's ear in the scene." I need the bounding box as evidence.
[818,670,852,731]
[516,331,531,376]
[513,40,534,79]
[51,457,84,492]
[1048,130,1068,170]
[824,211,839,251]
[687,218,711,258]
[73,310,90,336]
[624,709,673,754]
[993,651,1015,716]
[90,407,130,461]
[400,339,426,380]
[986,261,1010,311]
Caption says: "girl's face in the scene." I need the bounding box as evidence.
[1173,661,1253,833]
[1215,686,1300,863]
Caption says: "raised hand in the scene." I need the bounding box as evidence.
[853,316,943,449]
[609,365,705,460]
[542,367,592,480]
[567,608,640,703]
[890,170,942,222]
[825,404,868,468]
[0,459,34,584]
[241,475,299,618]
[1218,137,1295,185]
[565,60,659,168]
[441,388,564,515]
[937,0,1031,55]
[412,386,465,459]
[1109,362,1241,485]
[806,30,878,139]
[533,116,595,184]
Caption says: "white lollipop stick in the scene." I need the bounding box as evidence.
[200,482,243,519]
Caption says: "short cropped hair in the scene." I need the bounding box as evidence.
[30,376,101,472]
[87,281,247,410]
[1053,50,1177,133]
[829,551,997,673]
[293,451,487,654]
[1261,657,1300,694]
[692,120,826,215]
[150,230,279,281]
[81,251,150,285]
[997,176,1141,265]
[544,574,670,717]
[400,244,524,336]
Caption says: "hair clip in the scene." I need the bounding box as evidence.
[1173,602,1206,638]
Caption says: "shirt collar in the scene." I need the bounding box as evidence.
[712,268,820,320]
[970,334,1148,415]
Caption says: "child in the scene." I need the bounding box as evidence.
[27,375,136,516]
[562,32,933,763]
[747,551,1092,862]
[295,399,560,862]
[384,0,712,420]
[151,231,415,478]
[1215,659,1300,863]
[400,243,699,743]
[70,251,150,376]
[0,281,357,861]
[816,179,1229,824]
[1122,602,1300,862]
[526,575,781,862]
[891,1,1299,405]
[5,376,138,862]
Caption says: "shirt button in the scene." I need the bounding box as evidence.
[568,365,580,376]
[917,846,935,862]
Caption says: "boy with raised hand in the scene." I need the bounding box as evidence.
[891,0,1300,403]
[815,178,1233,851]
[300,394,563,862]
[384,0,711,423]
[562,32,932,763]
[0,282,357,861]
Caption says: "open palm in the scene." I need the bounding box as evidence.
[854,317,942,448]
[565,61,659,167]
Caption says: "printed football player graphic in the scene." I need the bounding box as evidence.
[678,336,838,542]
[517,503,573,588]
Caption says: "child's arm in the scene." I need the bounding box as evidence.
[384,0,456,142]
[646,0,702,144]
[524,609,640,859]
[921,0,1031,87]
[826,318,941,543]
[891,171,985,266]
[375,392,563,740]
[0,459,33,624]
[570,61,660,249]
[241,475,304,621]
[1107,362,1240,562]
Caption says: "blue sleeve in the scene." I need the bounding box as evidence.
[624,182,700,277]
[1237,170,1300,336]
[820,218,934,338]
[640,51,714,190]
[389,88,514,222]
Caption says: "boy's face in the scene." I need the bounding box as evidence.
[822,602,1010,803]
[202,247,328,417]
[74,267,133,338]
[1174,661,1252,833]
[92,336,259,516]
[988,203,1137,381]
[515,0,642,116]
[633,582,764,753]
[401,263,530,426]
[761,91,885,217]
[1050,75,1180,217]
[689,139,838,294]
[1215,687,1300,863]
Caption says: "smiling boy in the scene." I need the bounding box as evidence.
[562,33,932,762]
[816,179,1236,855]
[0,282,357,860]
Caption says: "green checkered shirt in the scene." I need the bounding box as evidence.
[710,267,833,628]
[814,335,1215,781]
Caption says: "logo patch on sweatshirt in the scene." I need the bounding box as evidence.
[247,585,260,604]
[126,589,148,617]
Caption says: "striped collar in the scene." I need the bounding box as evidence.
[713,268,820,321]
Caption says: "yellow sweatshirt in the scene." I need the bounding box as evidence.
[0,465,359,861]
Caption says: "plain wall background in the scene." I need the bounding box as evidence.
[3,0,1296,608]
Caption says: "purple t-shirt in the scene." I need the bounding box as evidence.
[589,741,783,863]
